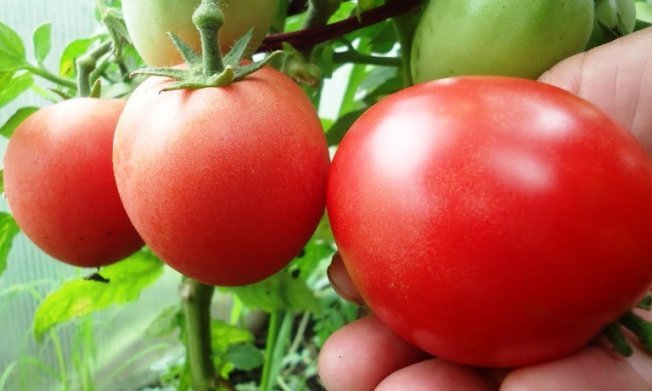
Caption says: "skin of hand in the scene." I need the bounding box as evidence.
[318,27,652,391]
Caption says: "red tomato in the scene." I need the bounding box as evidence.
[3,98,144,267]
[113,66,329,286]
[327,77,652,367]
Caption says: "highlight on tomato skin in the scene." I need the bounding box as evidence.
[326,76,652,368]
[3,98,144,268]
[113,65,330,287]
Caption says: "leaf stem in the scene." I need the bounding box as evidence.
[180,278,217,391]
[76,40,112,97]
[332,50,401,67]
[24,64,76,90]
[260,0,424,52]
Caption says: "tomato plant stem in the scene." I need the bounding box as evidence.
[194,0,225,77]
[24,65,76,90]
[391,12,420,86]
[76,41,112,97]
[260,311,281,391]
[181,278,217,391]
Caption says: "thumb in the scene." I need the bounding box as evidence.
[538,27,652,154]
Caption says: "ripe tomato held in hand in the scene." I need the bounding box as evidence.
[113,66,330,287]
[327,77,652,367]
[122,0,278,67]
[3,98,144,267]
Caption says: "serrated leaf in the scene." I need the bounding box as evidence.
[33,249,163,341]
[0,106,38,138]
[59,37,99,78]
[226,343,263,371]
[0,22,27,71]
[0,213,20,278]
[0,72,33,108]
[33,23,52,64]
[226,269,322,315]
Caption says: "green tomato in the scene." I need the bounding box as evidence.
[587,0,637,48]
[123,0,278,67]
[410,0,594,83]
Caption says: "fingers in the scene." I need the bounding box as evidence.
[327,252,364,305]
[501,346,649,391]
[538,27,652,153]
[318,315,428,391]
[376,359,498,391]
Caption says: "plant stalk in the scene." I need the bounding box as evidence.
[181,278,217,391]
[193,0,225,77]
[25,65,76,90]
[75,40,112,97]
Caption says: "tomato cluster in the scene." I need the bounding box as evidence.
[4,0,651,369]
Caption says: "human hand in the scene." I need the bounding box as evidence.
[318,27,652,391]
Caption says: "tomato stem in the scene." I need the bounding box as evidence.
[130,0,281,90]
[193,0,225,77]
[180,278,218,391]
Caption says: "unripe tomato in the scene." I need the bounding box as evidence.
[411,0,594,82]
[3,98,144,267]
[327,77,652,367]
[113,66,329,287]
[122,0,278,67]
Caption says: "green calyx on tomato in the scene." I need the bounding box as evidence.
[410,0,594,82]
[327,76,652,367]
[132,0,281,90]
[123,0,278,67]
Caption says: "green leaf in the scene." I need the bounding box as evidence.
[226,269,323,315]
[0,72,34,108]
[0,22,27,71]
[359,0,383,11]
[226,343,264,371]
[59,37,99,78]
[0,212,20,279]
[32,23,52,64]
[33,249,163,341]
[326,109,366,146]
[145,305,182,338]
[211,319,254,353]
[0,106,38,138]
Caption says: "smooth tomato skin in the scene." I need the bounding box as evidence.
[122,0,278,67]
[411,0,594,82]
[327,77,652,367]
[113,66,330,286]
[3,98,144,267]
